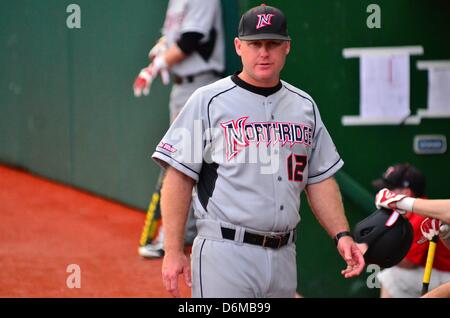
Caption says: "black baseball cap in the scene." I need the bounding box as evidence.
[372,163,426,197]
[238,4,290,41]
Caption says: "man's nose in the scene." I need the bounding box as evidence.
[259,45,269,57]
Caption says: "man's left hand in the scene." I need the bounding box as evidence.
[337,236,365,278]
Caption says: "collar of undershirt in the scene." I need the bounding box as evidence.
[231,72,282,97]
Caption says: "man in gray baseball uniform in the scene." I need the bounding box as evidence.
[134,0,225,258]
[152,4,365,298]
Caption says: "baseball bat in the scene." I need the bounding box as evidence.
[139,171,165,247]
[421,235,438,295]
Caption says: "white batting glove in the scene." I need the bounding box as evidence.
[133,55,168,97]
[149,37,170,86]
[148,36,168,60]
[133,67,153,97]
[420,218,441,241]
[375,188,416,214]
[150,55,169,86]
[160,69,170,85]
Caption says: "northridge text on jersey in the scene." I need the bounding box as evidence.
[221,116,313,160]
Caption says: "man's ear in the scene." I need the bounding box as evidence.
[285,41,291,55]
[234,37,242,56]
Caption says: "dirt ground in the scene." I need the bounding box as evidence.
[0,165,191,298]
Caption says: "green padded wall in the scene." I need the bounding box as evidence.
[0,1,72,181]
[0,0,240,209]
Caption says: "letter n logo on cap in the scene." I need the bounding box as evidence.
[256,14,274,29]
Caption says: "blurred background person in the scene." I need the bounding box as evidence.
[372,163,450,298]
[133,0,225,258]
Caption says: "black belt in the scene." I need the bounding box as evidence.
[221,227,295,249]
[172,70,222,85]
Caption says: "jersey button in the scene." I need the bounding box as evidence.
[280,205,284,211]
[278,176,282,181]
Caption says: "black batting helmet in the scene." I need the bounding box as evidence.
[353,208,413,268]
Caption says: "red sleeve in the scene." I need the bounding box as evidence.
[404,214,428,266]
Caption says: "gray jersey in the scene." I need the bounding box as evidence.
[152,75,343,233]
[162,0,225,77]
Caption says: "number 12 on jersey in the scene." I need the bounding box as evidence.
[287,154,307,182]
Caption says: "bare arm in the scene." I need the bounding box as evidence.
[161,167,195,253]
[413,199,450,224]
[376,190,450,249]
[411,199,450,249]
[160,167,195,297]
[305,177,365,278]
[305,177,349,237]
[421,280,450,298]
[162,44,187,69]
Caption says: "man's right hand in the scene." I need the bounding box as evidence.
[162,251,192,298]
[375,188,407,213]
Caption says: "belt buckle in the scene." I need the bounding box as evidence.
[262,234,283,248]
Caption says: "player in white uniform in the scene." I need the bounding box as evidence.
[152,4,364,298]
[134,0,225,258]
